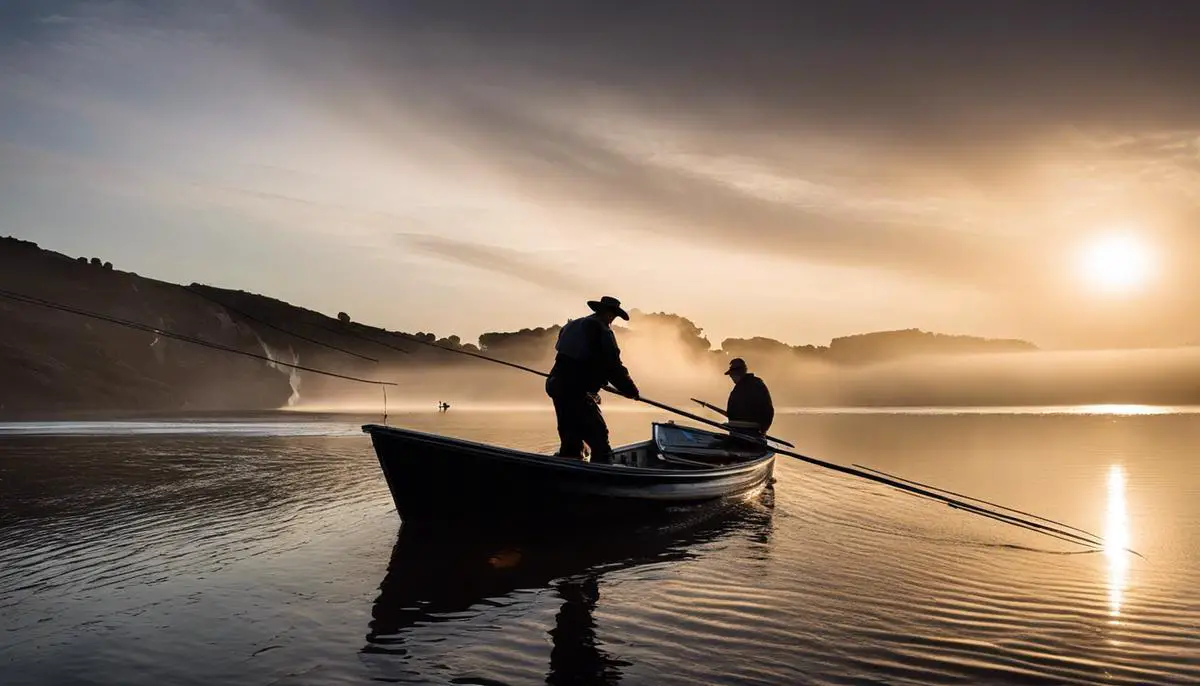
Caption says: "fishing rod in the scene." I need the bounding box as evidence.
[691,397,727,416]
[184,286,380,363]
[382,329,1124,552]
[689,394,1116,550]
[0,288,397,387]
[770,444,1107,550]
[627,394,795,448]
[307,321,412,356]
[852,463,1111,546]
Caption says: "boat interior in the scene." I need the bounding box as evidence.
[606,421,772,469]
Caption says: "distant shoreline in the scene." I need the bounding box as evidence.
[4,403,1199,425]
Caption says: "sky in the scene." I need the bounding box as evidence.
[2,0,1199,349]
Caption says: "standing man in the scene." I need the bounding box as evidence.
[724,358,774,435]
[545,296,640,464]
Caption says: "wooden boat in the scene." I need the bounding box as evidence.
[361,421,776,526]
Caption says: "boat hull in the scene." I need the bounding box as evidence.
[363,423,775,527]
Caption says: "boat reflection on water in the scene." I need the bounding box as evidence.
[363,491,774,684]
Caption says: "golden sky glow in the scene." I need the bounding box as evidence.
[2,4,1199,349]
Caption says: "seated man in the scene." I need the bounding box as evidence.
[545,296,640,463]
[724,357,774,435]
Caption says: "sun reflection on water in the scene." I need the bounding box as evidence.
[1105,464,1130,618]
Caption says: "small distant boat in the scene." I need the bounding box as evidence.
[361,421,776,526]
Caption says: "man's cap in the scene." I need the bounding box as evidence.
[724,357,748,375]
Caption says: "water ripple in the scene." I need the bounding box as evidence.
[2,412,1200,685]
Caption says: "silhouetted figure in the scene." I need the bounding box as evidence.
[546,574,627,685]
[724,358,774,434]
[438,402,450,412]
[363,509,772,681]
[545,296,639,464]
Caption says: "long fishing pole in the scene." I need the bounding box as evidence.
[373,328,1125,551]
[0,288,397,387]
[770,447,1107,549]
[627,394,795,448]
[308,322,412,356]
[184,286,380,363]
[853,463,1107,543]
[689,395,1113,549]
[691,397,728,417]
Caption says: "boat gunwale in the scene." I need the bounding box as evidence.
[361,422,775,478]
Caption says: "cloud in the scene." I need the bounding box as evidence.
[246,2,1200,285]
[6,1,1200,347]
[265,2,1200,146]
[12,2,1200,285]
[397,232,595,295]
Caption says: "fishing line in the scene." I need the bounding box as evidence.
[307,321,413,356]
[853,463,1103,541]
[0,288,397,387]
[184,285,379,363]
[843,519,1103,556]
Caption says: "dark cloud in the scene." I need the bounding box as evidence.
[266,1,1200,152]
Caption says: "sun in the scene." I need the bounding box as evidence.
[1079,233,1155,295]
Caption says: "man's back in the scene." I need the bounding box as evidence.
[727,373,774,432]
[549,314,636,396]
[554,315,604,361]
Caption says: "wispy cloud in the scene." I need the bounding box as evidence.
[397,233,595,295]
[5,1,1200,347]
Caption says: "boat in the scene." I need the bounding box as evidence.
[361,421,776,527]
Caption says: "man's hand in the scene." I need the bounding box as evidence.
[587,392,602,405]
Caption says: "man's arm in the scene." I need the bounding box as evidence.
[754,379,775,429]
[595,323,639,398]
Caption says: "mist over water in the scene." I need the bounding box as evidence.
[279,339,1200,415]
[2,408,1199,685]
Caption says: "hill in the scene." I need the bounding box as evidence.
[0,236,1045,414]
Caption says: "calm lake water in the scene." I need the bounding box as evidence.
[2,408,1199,685]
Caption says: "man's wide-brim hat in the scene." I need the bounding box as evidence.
[724,357,748,375]
[587,296,630,321]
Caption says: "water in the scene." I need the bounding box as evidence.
[2,409,1199,685]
